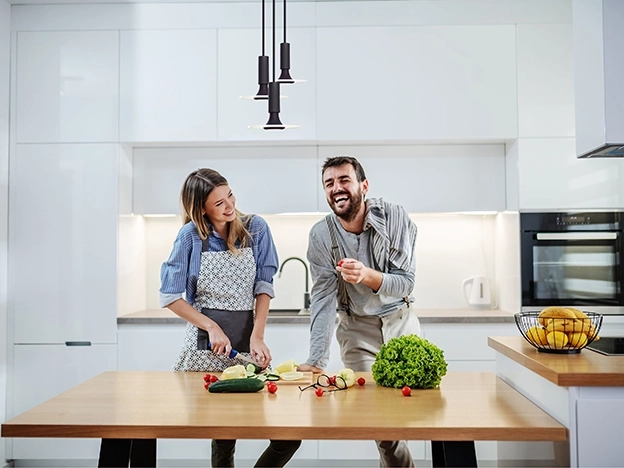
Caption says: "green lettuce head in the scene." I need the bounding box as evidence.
[372,334,447,389]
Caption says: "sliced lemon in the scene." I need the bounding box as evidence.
[279,371,304,381]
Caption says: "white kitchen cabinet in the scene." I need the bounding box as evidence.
[316,25,517,141]
[517,138,624,210]
[120,29,217,142]
[9,144,118,344]
[318,144,506,212]
[118,323,186,371]
[133,146,319,215]
[217,27,316,141]
[421,322,517,371]
[516,24,575,138]
[16,31,119,143]
[9,344,117,460]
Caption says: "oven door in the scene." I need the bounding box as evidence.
[521,232,624,307]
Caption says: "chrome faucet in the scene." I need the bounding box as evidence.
[278,257,311,310]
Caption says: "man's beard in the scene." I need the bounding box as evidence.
[329,189,364,223]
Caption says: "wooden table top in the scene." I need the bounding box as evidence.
[489,336,624,387]
[2,371,566,442]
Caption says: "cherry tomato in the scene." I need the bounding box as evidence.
[357,377,366,386]
[203,373,211,382]
[337,260,344,267]
[267,382,278,394]
[402,386,412,397]
[329,375,337,385]
[209,375,219,383]
[204,381,211,390]
[315,387,324,397]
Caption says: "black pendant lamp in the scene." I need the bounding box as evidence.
[240,0,285,101]
[249,0,298,130]
[276,0,307,84]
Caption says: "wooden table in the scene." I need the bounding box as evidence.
[2,371,566,467]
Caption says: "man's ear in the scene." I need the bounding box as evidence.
[362,179,369,196]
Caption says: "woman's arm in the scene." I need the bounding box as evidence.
[250,293,272,367]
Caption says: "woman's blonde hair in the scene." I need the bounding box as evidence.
[180,168,251,253]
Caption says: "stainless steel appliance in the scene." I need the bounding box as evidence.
[521,212,624,312]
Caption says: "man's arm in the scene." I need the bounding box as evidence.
[300,227,338,371]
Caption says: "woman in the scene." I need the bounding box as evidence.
[160,168,301,467]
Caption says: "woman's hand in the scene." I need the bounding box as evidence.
[250,336,272,369]
[206,323,231,357]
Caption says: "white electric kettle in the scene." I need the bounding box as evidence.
[463,276,493,309]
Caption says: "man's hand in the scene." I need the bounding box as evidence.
[337,258,383,291]
[297,363,324,374]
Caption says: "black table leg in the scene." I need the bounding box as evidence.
[130,439,157,467]
[431,441,478,467]
[98,438,157,467]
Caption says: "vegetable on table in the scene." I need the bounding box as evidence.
[357,377,366,386]
[208,378,264,393]
[338,368,357,387]
[267,382,278,394]
[371,334,448,389]
[401,386,412,397]
[274,359,298,374]
[315,387,324,397]
[221,365,247,380]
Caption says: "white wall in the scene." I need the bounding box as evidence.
[0,0,9,464]
[141,213,500,312]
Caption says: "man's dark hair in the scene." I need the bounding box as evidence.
[321,156,367,182]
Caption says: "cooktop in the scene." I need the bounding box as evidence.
[586,337,624,356]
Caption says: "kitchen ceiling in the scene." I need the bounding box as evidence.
[6,0,396,4]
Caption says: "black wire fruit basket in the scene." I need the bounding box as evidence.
[514,311,603,354]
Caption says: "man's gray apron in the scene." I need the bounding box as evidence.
[173,238,257,372]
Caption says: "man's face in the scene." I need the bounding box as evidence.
[323,164,368,222]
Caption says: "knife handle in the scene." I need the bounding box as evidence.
[208,342,238,359]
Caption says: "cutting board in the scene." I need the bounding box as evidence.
[274,372,313,385]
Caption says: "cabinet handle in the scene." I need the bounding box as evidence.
[65,341,92,346]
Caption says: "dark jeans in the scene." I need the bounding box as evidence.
[211,439,302,467]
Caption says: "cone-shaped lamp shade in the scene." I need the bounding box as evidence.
[248,82,299,130]
[276,42,307,84]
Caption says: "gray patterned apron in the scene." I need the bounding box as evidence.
[172,237,257,372]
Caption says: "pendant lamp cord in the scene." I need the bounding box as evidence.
[272,0,276,81]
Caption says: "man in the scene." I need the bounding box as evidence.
[298,155,420,467]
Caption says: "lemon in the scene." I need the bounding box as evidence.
[568,332,588,348]
[279,371,304,381]
[526,326,548,346]
[546,331,568,349]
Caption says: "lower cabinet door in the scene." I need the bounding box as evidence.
[10,343,117,460]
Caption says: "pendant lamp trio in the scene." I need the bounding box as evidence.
[243,0,305,130]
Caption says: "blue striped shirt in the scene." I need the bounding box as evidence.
[159,215,279,308]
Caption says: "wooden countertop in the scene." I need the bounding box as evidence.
[118,308,515,325]
[2,371,565,442]
[488,336,624,387]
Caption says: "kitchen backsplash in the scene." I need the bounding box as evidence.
[118,212,519,314]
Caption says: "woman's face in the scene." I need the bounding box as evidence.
[203,184,237,224]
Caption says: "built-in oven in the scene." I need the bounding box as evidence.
[521,212,624,311]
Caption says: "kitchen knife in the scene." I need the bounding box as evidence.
[208,342,262,367]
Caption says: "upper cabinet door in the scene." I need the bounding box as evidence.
[317,145,506,213]
[16,31,119,143]
[516,24,574,138]
[120,30,217,142]
[217,27,316,141]
[133,146,319,215]
[316,25,517,141]
[10,144,118,344]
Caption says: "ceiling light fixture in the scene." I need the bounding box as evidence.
[249,0,299,130]
[276,0,307,84]
[240,0,287,101]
